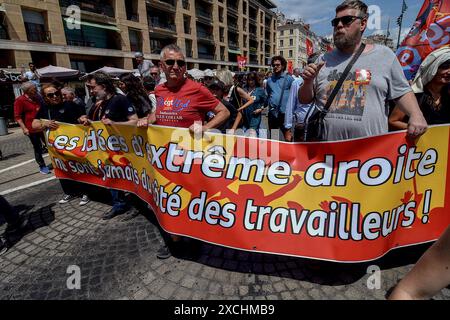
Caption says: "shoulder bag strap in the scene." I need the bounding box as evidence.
[323,43,366,112]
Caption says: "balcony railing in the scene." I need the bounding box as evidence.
[228,41,239,50]
[196,8,212,20]
[127,13,139,22]
[147,0,176,12]
[59,0,114,18]
[198,52,215,60]
[67,39,96,47]
[228,22,238,32]
[249,17,257,25]
[27,30,51,43]
[197,31,214,42]
[148,18,176,32]
[227,6,238,16]
[249,47,257,54]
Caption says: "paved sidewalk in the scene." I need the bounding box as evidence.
[0,126,449,300]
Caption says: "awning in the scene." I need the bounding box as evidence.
[63,17,120,31]
[228,49,241,54]
[37,65,80,78]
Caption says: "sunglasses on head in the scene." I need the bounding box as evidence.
[164,59,186,67]
[46,92,60,98]
[331,15,364,27]
[272,63,282,67]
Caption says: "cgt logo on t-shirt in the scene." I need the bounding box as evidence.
[158,96,191,112]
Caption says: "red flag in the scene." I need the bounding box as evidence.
[287,60,293,74]
[306,38,314,56]
[396,0,450,80]
[237,55,247,70]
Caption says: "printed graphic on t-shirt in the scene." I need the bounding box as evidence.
[156,96,191,123]
[325,69,370,120]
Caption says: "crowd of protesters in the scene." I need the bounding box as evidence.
[3,0,450,299]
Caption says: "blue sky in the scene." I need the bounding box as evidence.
[273,0,424,46]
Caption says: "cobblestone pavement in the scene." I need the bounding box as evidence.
[0,127,449,300]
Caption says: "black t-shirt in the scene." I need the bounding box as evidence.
[126,94,151,118]
[36,101,85,124]
[416,90,450,125]
[88,94,136,122]
[218,99,238,133]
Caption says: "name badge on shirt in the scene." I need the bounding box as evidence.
[355,69,372,85]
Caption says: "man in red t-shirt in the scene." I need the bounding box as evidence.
[139,44,229,133]
[138,44,230,259]
[14,82,49,174]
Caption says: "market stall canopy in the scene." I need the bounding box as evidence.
[87,66,134,78]
[37,65,80,78]
[187,68,205,80]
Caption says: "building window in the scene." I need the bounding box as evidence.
[22,9,50,43]
[280,30,284,36]
[279,50,283,56]
[0,21,8,40]
[279,39,283,47]
[219,7,224,22]
[290,29,293,35]
[289,39,293,46]
[289,50,293,58]
[128,28,142,52]
[125,0,139,22]
[182,0,190,10]
[184,15,191,34]
[185,39,193,57]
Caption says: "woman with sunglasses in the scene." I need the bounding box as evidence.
[31,83,90,206]
[389,49,450,130]
[242,72,266,137]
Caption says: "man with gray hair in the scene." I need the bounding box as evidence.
[14,82,49,174]
[61,86,86,110]
[292,68,302,80]
[299,0,427,141]
[134,51,154,78]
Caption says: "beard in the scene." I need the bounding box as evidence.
[333,30,361,51]
[96,90,107,100]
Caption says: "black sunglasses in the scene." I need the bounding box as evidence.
[46,92,61,98]
[331,15,364,27]
[164,59,186,67]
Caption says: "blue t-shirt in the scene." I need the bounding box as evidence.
[243,87,266,129]
[266,72,294,114]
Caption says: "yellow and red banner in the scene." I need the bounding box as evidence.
[397,0,450,80]
[46,123,450,262]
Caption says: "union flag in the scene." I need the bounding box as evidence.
[396,0,450,80]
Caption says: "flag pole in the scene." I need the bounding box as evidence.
[397,0,408,49]
[385,17,390,46]
[397,15,403,50]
